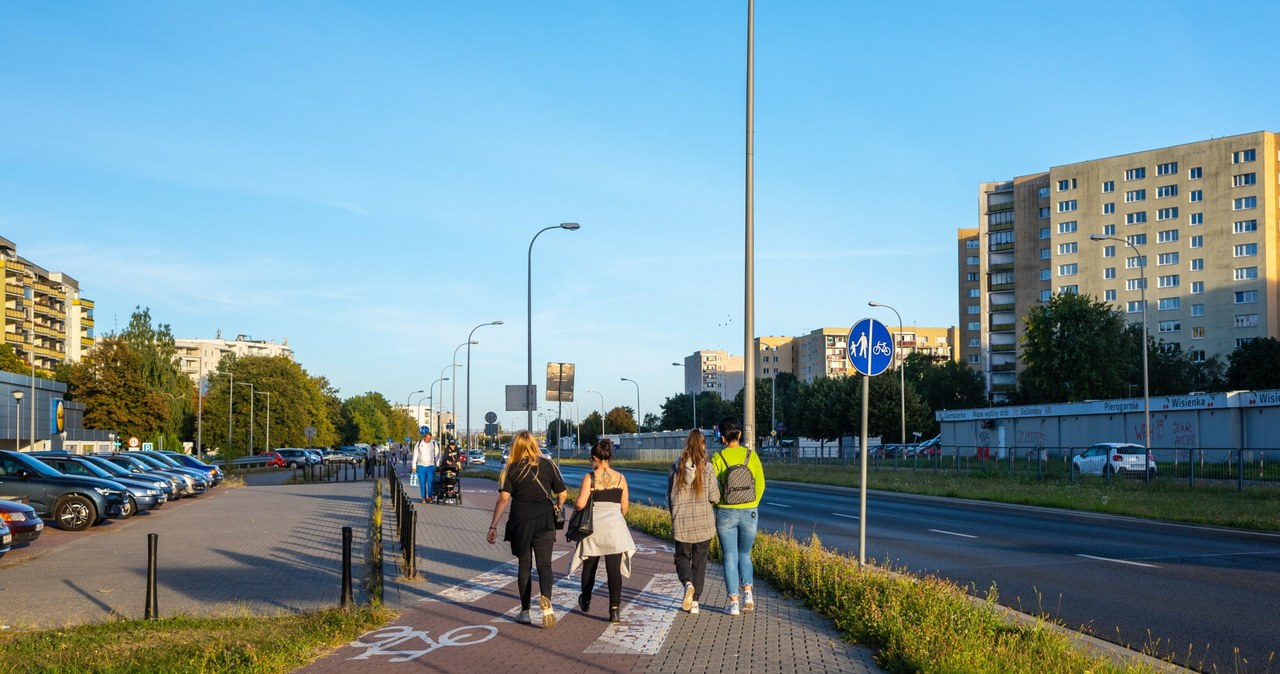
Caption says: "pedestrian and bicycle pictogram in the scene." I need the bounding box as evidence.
[847,318,894,377]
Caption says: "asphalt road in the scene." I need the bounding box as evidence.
[560,464,1280,673]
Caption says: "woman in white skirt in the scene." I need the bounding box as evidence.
[570,438,636,623]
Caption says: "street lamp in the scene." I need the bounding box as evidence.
[672,362,696,430]
[869,301,907,454]
[235,382,254,454]
[1092,234,1151,463]
[466,320,503,450]
[256,391,272,453]
[430,375,450,438]
[621,377,640,432]
[527,223,581,430]
[587,389,605,437]
[451,340,476,445]
[11,390,22,451]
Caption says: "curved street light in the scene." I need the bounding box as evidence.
[672,362,696,430]
[467,320,503,449]
[620,377,640,432]
[527,223,581,430]
[869,301,906,453]
[587,389,605,436]
[452,340,477,444]
[430,376,451,438]
[1092,233,1151,471]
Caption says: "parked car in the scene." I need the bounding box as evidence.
[155,451,223,486]
[276,448,320,468]
[0,450,129,531]
[467,449,486,466]
[31,453,165,514]
[257,451,287,468]
[0,499,44,545]
[125,453,212,492]
[0,519,10,558]
[914,435,942,457]
[1072,442,1157,479]
[96,453,204,497]
[80,455,180,501]
[322,450,358,464]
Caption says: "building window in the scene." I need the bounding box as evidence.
[1235,290,1259,304]
[1235,313,1260,328]
[1157,252,1179,266]
[1039,290,1051,302]
[1103,202,1115,214]
[991,270,1014,285]
[968,338,980,347]
[1037,248,1049,260]
[1127,278,1147,291]
[967,305,981,314]
[1192,327,1205,339]
[990,230,1014,247]
[1190,349,1206,362]
[1105,289,1117,301]
[1157,229,1178,243]
[1040,268,1051,281]
[1191,304,1204,317]
[1057,179,1070,191]
[1190,258,1204,271]
[1058,285,1079,295]
[1103,267,1115,279]
[1125,167,1146,181]
[988,210,1015,225]
[1158,320,1181,333]
[1190,212,1203,225]
[1057,221,1078,234]
[1126,300,1145,313]
[1127,233,1147,245]
[1188,166,1203,180]
[968,288,980,297]
[1189,190,1203,202]
[1234,219,1258,234]
[1058,263,1078,276]
[1232,148,1256,163]
[1058,242,1077,255]
[1126,255,1147,269]
[967,255,980,265]
[1234,267,1257,281]
[1126,211,1147,224]
[1103,245,1116,258]
[1103,224,1116,236]
[1233,172,1257,187]
[1057,199,1078,212]
[967,239,980,248]
[1157,274,1180,288]
[1156,184,1178,198]
[1156,161,1178,176]
[1038,186,1050,199]
[1190,235,1203,248]
[968,354,981,364]
[1038,227,1050,240]
[1157,207,1178,221]
[1233,196,1257,210]
[967,272,979,281]
[1125,189,1146,203]
[967,321,981,331]
[1102,180,1115,193]
[1234,243,1258,257]
[1158,297,1181,311]
[1039,207,1050,219]
[1191,281,1204,294]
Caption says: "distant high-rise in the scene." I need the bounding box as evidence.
[962,131,1279,403]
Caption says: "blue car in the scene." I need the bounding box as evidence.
[0,450,129,531]
[157,451,223,486]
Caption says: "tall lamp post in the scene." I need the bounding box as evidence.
[869,301,906,454]
[621,377,641,432]
[451,340,476,444]
[11,391,22,451]
[235,381,255,454]
[257,391,272,453]
[406,389,425,435]
[527,223,581,430]
[466,320,503,449]
[1092,234,1151,465]
[672,362,697,430]
[587,389,605,437]
[430,376,450,437]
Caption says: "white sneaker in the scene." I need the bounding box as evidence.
[681,582,695,612]
[516,610,531,624]
[689,601,700,614]
[743,585,755,612]
[725,596,740,616]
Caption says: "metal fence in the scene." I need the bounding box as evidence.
[759,445,1280,491]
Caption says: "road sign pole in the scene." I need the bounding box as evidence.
[859,374,869,567]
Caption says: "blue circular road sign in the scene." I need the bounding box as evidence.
[847,318,894,376]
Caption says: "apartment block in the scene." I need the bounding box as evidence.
[754,336,795,379]
[682,350,745,399]
[964,131,1280,403]
[1,236,95,375]
[175,333,294,386]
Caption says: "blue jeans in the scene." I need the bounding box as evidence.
[417,465,436,500]
[715,507,757,597]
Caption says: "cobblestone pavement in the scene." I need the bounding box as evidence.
[302,471,885,674]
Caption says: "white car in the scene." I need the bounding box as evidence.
[467,450,486,466]
[1072,442,1156,479]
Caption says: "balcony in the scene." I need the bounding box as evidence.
[989,322,1016,333]
[989,282,1015,292]
[987,202,1014,213]
[989,262,1014,272]
[989,221,1015,232]
[991,363,1017,372]
[4,283,23,297]
[992,383,1017,393]
[989,302,1015,313]
[4,332,22,345]
[5,307,24,320]
[989,242,1014,252]
[990,343,1016,352]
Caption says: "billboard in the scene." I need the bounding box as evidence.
[546,362,575,402]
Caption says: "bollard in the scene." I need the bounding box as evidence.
[406,508,417,579]
[145,533,159,619]
[341,526,354,607]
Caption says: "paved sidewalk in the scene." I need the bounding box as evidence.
[0,472,375,629]
[302,471,885,674]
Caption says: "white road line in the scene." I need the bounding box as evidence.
[1076,554,1159,568]
[766,502,791,508]
[425,550,568,603]
[832,513,858,519]
[585,573,683,655]
[929,529,977,539]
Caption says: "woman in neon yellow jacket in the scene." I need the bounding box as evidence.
[710,416,765,616]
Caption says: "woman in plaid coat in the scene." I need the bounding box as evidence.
[667,429,720,615]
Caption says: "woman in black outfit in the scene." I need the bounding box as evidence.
[487,430,566,628]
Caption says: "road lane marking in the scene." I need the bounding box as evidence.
[425,551,568,603]
[1076,554,1158,568]
[832,513,858,519]
[766,502,791,508]
[929,529,977,539]
[585,573,682,655]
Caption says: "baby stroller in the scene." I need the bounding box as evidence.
[433,448,462,505]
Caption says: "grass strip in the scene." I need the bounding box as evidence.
[0,606,392,674]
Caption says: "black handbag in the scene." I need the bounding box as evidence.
[566,473,595,542]
[536,462,566,529]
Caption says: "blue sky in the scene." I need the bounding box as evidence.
[4,2,1278,431]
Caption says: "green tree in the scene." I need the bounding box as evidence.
[201,355,338,460]
[0,344,27,375]
[793,375,859,457]
[119,307,190,449]
[1227,337,1280,390]
[604,406,637,434]
[1016,293,1134,403]
[342,392,395,445]
[730,373,803,442]
[64,337,167,439]
[906,353,986,421]
[580,411,604,447]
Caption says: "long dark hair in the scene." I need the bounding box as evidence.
[676,430,706,495]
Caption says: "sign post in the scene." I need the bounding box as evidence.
[847,318,894,567]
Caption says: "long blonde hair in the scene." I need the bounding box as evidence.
[500,430,542,485]
[676,429,706,495]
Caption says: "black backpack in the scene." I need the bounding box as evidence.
[719,449,757,505]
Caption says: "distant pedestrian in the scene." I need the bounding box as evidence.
[487,430,566,628]
[570,438,636,623]
[413,432,440,503]
[710,416,765,616]
[364,444,376,477]
[667,429,720,615]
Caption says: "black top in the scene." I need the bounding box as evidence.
[592,487,623,504]
[499,459,565,555]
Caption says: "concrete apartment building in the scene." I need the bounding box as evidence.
[682,349,745,399]
[174,333,294,386]
[2,236,96,375]
[963,131,1280,403]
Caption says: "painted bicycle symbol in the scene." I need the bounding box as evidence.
[348,624,497,662]
[871,340,892,356]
